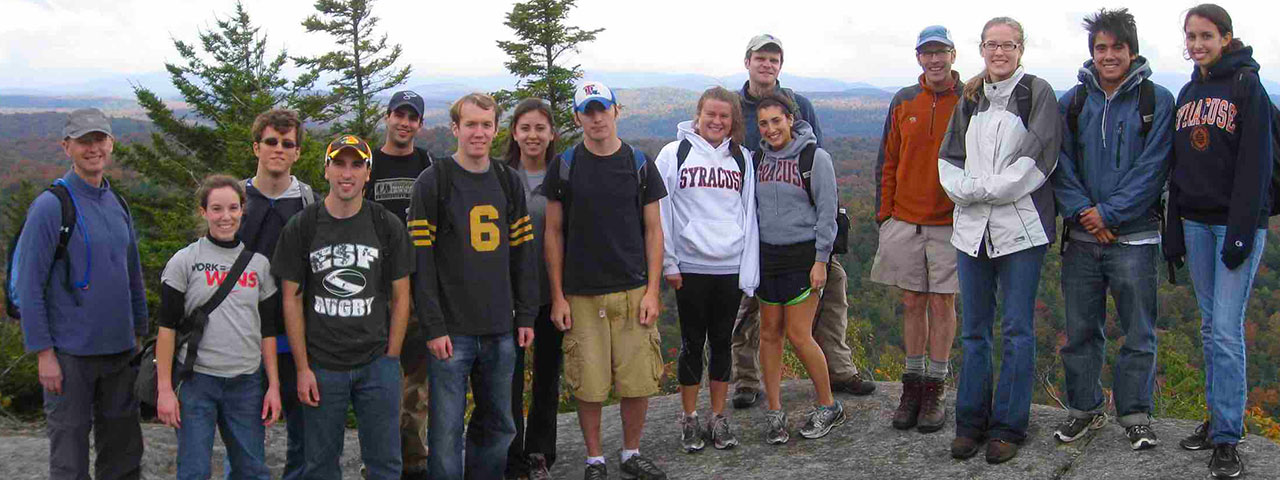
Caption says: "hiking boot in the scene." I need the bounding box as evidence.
[528,453,552,480]
[709,413,739,450]
[679,412,705,453]
[1208,443,1244,478]
[916,377,946,433]
[986,439,1019,464]
[584,462,607,480]
[891,373,922,430]
[732,386,761,409]
[765,409,789,445]
[799,401,846,439]
[620,453,667,480]
[831,372,876,396]
[1180,420,1213,451]
[950,436,982,459]
[1053,412,1107,443]
[1126,424,1158,451]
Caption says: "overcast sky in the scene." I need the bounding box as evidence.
[2,0,1277,93]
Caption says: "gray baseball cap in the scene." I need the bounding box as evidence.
[63,108,112,139]
[916,25,955,49]
[746,34,784,54]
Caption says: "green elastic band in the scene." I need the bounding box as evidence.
[783,288,813,306]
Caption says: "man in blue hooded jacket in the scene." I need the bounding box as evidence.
[1050,8,1174,451]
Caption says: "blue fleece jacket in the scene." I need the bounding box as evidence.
[1168,47,1273,269]
[1053,56,1175,242]
[17,170,148,355]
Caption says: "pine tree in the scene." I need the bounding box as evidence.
[493,0,603,149]
[295,0,411,141]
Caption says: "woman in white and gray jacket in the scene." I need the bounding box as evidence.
[659,86,758,453]
[937,17,1061,464]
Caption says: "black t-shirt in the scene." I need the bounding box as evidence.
[271,202,414,371]
[367,147,432,223]
[545,143,667,295]
[409,160,538,340]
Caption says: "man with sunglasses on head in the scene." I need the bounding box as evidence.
[273,134,414,480]
[238,108,321,480]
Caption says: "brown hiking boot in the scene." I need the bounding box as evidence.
[985,439,1019,464]
[832,372,876,396]
[916,377,946,433]
[892,373,922,430]
[950,436,982,459]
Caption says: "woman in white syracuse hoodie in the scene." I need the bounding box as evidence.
[658,86,759,453]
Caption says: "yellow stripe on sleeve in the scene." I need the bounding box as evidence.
[409,229,435,238]
[509,223,534,239]
[408,219,436,231]
[509,215,531,231]
[509,233,534,247]
[413,239,434,247]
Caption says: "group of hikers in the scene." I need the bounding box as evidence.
[9,3,1275,480]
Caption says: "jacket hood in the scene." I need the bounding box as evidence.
[1194,46,1260,82]
[675,120,735,154]
[758,120,817,158]
[1078,55,1153,96]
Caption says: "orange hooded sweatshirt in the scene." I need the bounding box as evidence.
[875,71,961,225]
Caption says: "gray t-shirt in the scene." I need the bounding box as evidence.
[519,167,549,305]
[161,237,278,377]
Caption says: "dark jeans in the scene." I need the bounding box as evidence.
[954,245,1045,444]
[428,333,517,480]
[1060,241,1158,427]
[508,305,563,475]
[303,355,402,480]
[279,352,305,480]
[44,350,143,480]
[178,370,268,480]
[676,273,741,385]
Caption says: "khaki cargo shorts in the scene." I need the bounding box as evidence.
[870,218,959,294]
[563,286,663,402]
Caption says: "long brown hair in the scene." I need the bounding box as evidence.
[1184,4,1245,57]
[963,17,1026,102]
[694,86,746,146]
[503,98,557,169]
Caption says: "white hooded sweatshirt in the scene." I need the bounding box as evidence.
[657,121,760,296]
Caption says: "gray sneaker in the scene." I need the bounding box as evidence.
[709,413,739,450]
[765,409,789,445]
[680,412,705,453]
[800,401,846,439]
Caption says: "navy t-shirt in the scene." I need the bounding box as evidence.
[545,143,667,295]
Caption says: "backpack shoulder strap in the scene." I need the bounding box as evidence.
[752,149,765,173]
[729,141,747,190]
[299,182,315,207]
[47,183,76,261]
[799,143,817,206]
[631,145,650,210]
[676,139,693,170]
[417,148,434,171]
[1138,79,1156,137]
[1015,74,1037,129]
[434,156,454,231]
[1067,84,1087,139]
[492,160,518,218]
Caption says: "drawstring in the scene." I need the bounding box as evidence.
[915,224,922,235]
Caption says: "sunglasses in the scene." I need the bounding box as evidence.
[260,137,298,149]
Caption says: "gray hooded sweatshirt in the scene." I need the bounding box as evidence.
[755,120,838,263]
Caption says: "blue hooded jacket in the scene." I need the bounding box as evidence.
[1053,56,1175,242]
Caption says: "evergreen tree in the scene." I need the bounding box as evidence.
[493,0,603,149]
[295,0,411,141]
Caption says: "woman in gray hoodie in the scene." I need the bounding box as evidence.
[752,92,844,445]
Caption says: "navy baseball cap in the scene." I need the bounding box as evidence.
[387,90,425,116]
[916,25,954,49]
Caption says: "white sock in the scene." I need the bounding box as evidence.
[586,456,605,466]
[621,449,641,463]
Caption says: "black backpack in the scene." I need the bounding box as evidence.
[675,139,747,191]
[431,156,519,235]
[1229,67,1280,216]
[752,144,850,255]
[5,178,131,319]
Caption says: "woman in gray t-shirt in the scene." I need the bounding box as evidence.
[155,175,282,479]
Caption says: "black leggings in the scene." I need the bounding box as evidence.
[507,305,562,473]
[676,273,742,386]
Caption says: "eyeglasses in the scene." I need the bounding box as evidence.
[981,41,1020,52]
[260,138,297,149]
[917,49,954,59]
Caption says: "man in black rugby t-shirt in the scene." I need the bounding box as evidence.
[409,93,537,479]
[366,90,434,479]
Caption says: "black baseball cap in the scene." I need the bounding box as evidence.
[388,90,424,117]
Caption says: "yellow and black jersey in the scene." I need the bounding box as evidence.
[409,158,537,340]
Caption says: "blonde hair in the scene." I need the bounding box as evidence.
[449,93,500,124]
[963,17,1026,102]
[694,87,746,146]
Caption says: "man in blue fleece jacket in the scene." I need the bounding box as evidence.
[15,108,148,480]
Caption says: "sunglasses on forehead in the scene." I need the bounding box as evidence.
[260,137,297,149]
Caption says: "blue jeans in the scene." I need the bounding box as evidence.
[427,334,517,480]
[1183,220,1267,445]
[954,245,1045,443]
[303,355,402,480]
[177,370,268,480]
[1060,241,1158,427]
